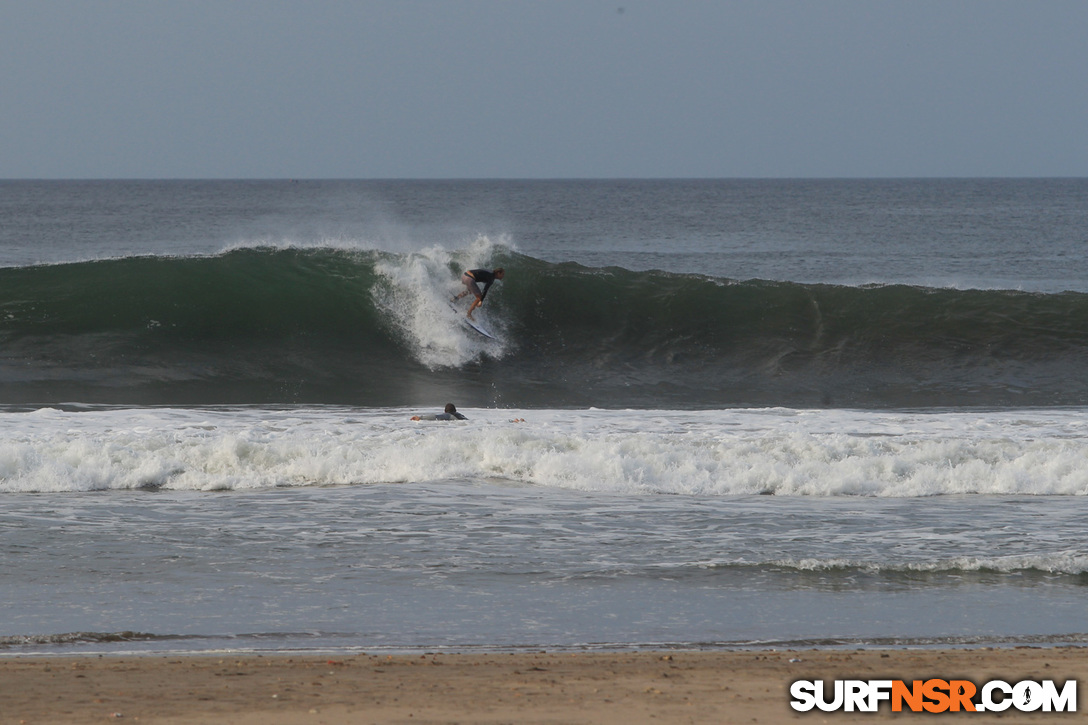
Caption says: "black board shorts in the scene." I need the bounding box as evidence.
[462,272,483,298]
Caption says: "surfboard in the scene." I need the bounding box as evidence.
[464,317,496,339]
[448,300,497,339]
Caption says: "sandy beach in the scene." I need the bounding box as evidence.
[1,647,1083,724]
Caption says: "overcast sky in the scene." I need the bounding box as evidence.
[3,0,1086,178]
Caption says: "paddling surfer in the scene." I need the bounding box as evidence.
[410,403,468,421]
[453,268,505,320]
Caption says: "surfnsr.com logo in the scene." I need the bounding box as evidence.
[790,678,1077,713]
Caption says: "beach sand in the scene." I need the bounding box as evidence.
[1,648,1083,724]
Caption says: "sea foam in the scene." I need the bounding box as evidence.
[3,406,1088,496]
[371,236,509,368]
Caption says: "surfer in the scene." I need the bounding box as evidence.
[453,268,505,320]
[410,403,468,421]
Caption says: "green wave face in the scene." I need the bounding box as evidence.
[2,248,1087,408]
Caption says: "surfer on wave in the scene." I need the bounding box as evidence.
[453,268,505,320]
[411,403,468,421]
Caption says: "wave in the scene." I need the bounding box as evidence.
[3,243,1088,407]
[766,553,1088,576]
[8,631,1086,655]
[3,407,1088,496]
[0,631,165,649]
[567,556,1088,581]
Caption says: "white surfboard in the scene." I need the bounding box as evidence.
[448,301,497,339]
[464,317,496,339]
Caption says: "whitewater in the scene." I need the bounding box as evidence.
[2,179,1087,655]
[5,406,1088,497]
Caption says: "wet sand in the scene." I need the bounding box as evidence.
[1,647,1084,724]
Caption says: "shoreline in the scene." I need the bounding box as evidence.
[2,647,1084,723]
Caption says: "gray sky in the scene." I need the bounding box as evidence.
[3,0,1086,178]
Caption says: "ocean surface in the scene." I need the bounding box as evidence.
[2,179,1088,655]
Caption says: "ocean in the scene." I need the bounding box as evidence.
[2,178,1087,655]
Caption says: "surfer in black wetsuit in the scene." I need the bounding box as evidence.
[453,267,504,320]
[411,403,468,421]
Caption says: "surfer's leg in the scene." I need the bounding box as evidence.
[456,274,481,303]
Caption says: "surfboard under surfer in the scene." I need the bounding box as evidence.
[453,267,505,320]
